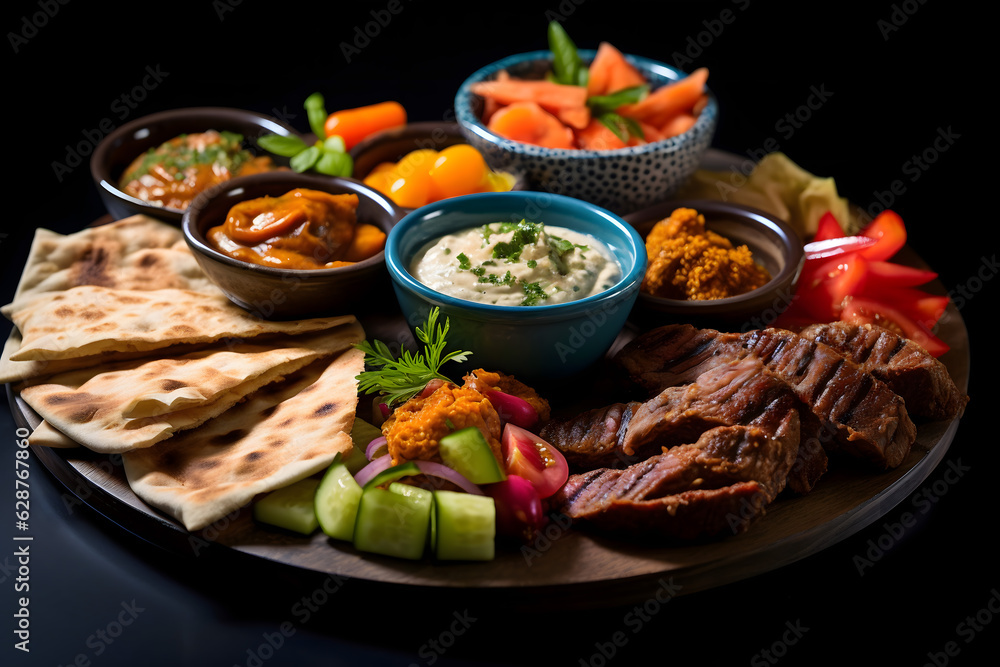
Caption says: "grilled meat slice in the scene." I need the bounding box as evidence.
[550,410,800,541]
[799,321,967,421]
[616,324,916,469]
[541,356,828,493]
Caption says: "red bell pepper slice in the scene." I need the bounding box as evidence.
[841,296,950,357]
[795,254,869,320]
[860,260,937,288]
[812,210,846,242]
[857,210,907,261]
[855,283,949,329]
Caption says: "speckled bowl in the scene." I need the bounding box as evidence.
[384,191,646,380]
[455,50,718,216]
[625,199,805,331]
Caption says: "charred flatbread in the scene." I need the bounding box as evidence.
[123,347,363,531]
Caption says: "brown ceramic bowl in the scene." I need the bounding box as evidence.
[181,171,404,320]
[625,199,805,331]
[349,121,524,212]
[91,107,302,224]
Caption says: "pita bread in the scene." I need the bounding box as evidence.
[123,347,363,531]
[26,420,79,448]
[11,216,217,302]
[5,285,356,362]
[19,321,364,453]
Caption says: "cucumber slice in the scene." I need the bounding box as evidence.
[353,481,433,560]
[314,460,363,541]
[433,489,495,561]
[438,427,506,484]
[345,419,383,475]
[253,477,321,535]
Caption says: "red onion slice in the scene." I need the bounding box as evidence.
[354,454,393,487]
[365,435,388,460]
[486,390,539,429]
[412,461,485,496]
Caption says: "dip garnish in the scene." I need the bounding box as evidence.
[355,307,473,407]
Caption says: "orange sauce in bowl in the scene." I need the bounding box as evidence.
[207,188,386,270]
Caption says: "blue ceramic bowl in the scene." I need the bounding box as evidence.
[455,50,718,216]
[385,191,646,380]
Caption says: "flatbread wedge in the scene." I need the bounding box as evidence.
[123,347,364,531]
[19,321,364,454]
[5,285,356,362]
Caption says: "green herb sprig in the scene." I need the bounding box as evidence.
[256,92,353,177]
[354,307,472,408]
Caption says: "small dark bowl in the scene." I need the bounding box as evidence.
[349,121,525,213]
[625,200,804,331]
[182,171,404,320]
[92,107,302,224]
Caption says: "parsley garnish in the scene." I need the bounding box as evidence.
[354,307,472,407]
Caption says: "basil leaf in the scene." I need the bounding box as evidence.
[323,135,346,153]
[314,149,353,177]
[587,85,649,115]
[304,92,328,139]
[547,21,584,87]
[257,133,308,158]
[290,145,321,172]
[597,112,645,142]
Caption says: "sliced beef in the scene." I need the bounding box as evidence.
[549,410,800,541]
[541,357,827,494]
[616,324,916,469]
[799,321,967,422]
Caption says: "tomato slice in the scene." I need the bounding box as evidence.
[486,390,539,429]
[857,210,907,261]
[841,296,950,357]
[812,210,846,242]
[501,424,569,499]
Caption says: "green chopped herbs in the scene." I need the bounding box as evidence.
[354,307,472,408]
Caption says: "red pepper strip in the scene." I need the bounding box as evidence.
[860,260,938,288]
[812,210,846,242]
[795,254,870,320]
[841,296,950,357]
[804,235,878,260]
[857,210,907,261]
[856,284,949,329]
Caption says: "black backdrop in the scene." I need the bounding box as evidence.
[2,2,994,666]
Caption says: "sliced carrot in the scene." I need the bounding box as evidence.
[627,121,666,146]
[659,113,698,138]
[487,101,576,149]
[618,67,709,127]
[482,69,510,124]
[556,105,591,130]
[587,42,645,96]
[471,79,588,113]
[576,118,627,150]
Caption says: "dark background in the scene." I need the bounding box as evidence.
[2,1,994,665]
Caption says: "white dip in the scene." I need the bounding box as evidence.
[409,220,621,306]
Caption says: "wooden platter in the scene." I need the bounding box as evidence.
[6,149,971,608]
[9,273,969,610]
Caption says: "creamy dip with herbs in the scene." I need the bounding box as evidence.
[409,220,621,307]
